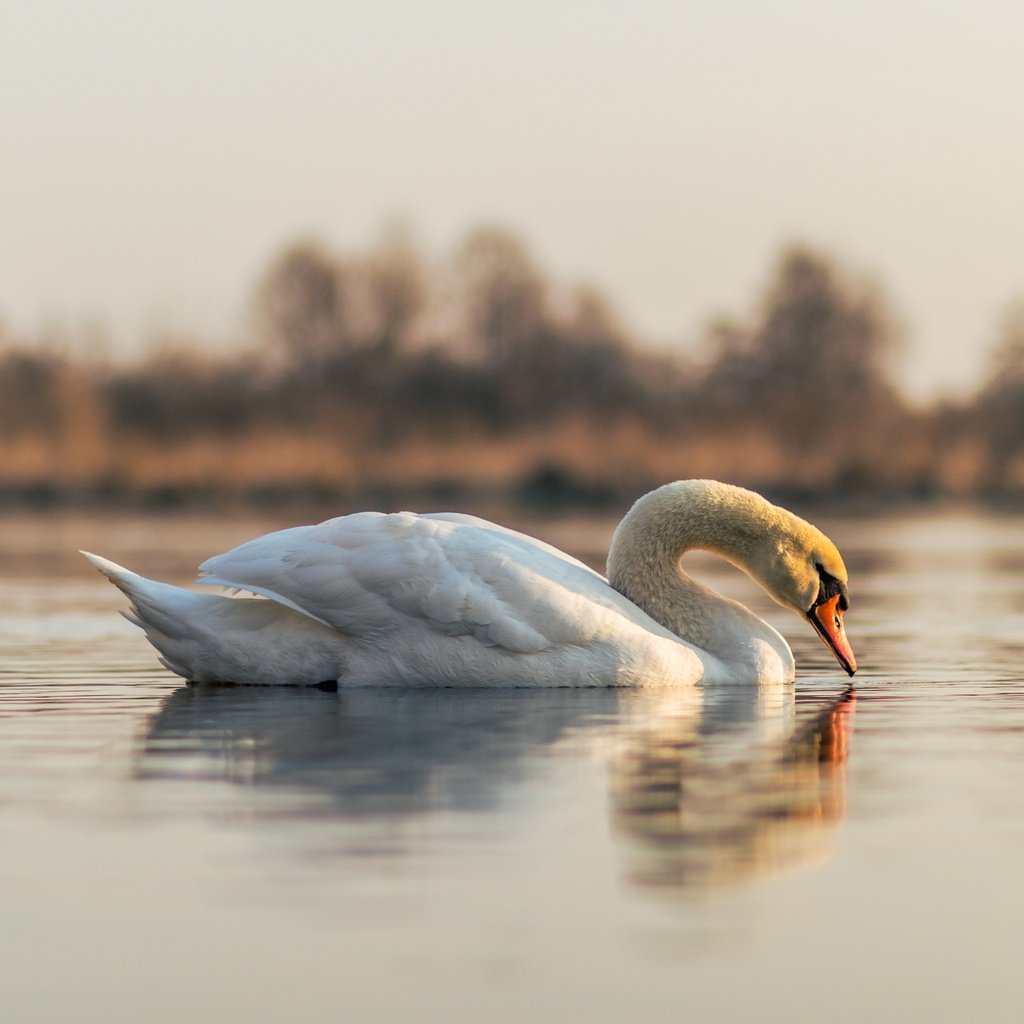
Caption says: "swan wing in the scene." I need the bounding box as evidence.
[197,511,637,655]
[423,512,601,576]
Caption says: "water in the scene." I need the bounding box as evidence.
[2,508,1023,1023]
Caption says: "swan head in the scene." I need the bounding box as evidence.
[609,480,858,678]
[755,518,857,677]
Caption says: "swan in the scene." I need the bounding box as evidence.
[82,479,856,688]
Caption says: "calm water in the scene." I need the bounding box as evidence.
[2,508,1024,1023]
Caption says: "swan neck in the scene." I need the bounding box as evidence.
[605,481,787,657]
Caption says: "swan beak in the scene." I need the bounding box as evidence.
[807,595,857,676]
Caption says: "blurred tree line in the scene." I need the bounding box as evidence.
[0,224,1021,508]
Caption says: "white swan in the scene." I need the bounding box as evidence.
[82,479,856,688]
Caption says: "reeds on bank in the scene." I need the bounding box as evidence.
[0,228,1019,510]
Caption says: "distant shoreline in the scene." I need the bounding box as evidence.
[0,474,1013,520]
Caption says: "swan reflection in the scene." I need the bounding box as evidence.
[611,685,855,891]
[137,681,853,886]
[138,686,622,819]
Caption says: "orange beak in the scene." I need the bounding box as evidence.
[807,594,857,676]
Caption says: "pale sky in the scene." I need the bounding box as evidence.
[3,1,1024,399]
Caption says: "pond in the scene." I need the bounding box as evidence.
[1,507,1022,1023]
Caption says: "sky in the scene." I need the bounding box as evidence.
[3,0,1024,399]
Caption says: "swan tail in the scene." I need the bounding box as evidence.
[82,552,199,643]
[83,551,216,679]
[81,550,347,686]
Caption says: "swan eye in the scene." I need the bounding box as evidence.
[815,562,849,611]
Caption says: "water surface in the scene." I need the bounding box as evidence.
[1,508,1023,1023]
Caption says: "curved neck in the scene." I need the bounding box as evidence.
[606,481,793,672]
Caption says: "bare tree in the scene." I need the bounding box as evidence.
[974,298,1024,489]
[702,244,904,478]
[255,239,352,363]
[361,222,427,354]
[454,226,547,367]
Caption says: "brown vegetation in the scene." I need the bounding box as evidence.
[0,226,1020,510]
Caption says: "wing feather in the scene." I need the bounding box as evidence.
[197,510,631,655]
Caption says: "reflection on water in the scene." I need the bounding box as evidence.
[612,687,854,890]
[139,686,622,820]
[135,678,853,890]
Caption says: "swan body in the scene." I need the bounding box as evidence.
[83,480,856,688]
